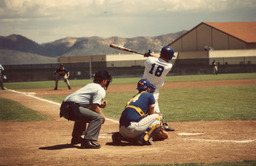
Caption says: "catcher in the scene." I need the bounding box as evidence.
[54,63,71,90]
[112,79,168,145]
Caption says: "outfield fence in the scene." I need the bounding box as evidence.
[3,57,256,82]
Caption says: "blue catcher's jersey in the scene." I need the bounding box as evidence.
[119,92,155,127]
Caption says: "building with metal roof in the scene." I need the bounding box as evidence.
[167,22,256,66]
[169,22,256,51]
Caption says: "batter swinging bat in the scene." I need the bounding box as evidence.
[109,44,144,55]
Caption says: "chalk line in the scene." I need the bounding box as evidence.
[177,133,204,136]
[188,138,255,143]
[7,89,119,124]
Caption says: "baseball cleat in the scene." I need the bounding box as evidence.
[81,140,101,149]
[163,123,175,131]
[137,138,153,145]
[112,132,122,145]
[137,134,153,145]
[71,136,84,145]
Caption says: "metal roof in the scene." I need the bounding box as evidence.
[204,22,256,43]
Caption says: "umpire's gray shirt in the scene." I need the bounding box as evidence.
[64,83,106,107]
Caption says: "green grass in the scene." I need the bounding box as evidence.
[103,85,256,122]
[43,85,256,122]
[158,85,256,122]
[0,98,53,122]
[164,73,256,82]
[4,73,256,90]
[2,73,256,122]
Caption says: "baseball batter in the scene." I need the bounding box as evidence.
[142,46,175,131]
[60,70,112,149]
[54,63,71,90]
[114,79,164,145]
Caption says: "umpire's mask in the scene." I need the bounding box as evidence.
[93,70,112,90]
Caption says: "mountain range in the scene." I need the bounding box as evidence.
[0,30,187,65]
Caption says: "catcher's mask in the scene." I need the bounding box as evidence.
[137,79,155,93]
[93,70,112,90]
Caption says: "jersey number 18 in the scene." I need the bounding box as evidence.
[149,63,164,77]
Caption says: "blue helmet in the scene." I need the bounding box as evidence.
[137,79,155,93]
[160,46,175,60]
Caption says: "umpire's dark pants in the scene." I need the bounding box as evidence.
[71,104,104,141]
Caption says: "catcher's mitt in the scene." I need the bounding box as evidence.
[152,128,168,141]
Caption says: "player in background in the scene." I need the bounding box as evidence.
[0,64,6,90]
[142,46,175,131]
[54,63,71,90]
[212,60,218,75]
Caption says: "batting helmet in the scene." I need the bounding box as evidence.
[94,70,112,89]
[137,79,155,93]
[160,46,175,60]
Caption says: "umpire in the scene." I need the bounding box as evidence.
[60,70,112,149]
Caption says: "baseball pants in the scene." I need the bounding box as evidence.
[55,74,71,88]
[0,77,4,90]
[153,89,160,113]
[71,104,104,141]
[119,114,161,141]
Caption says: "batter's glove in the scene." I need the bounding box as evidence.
[144,50,152,57]
[152,128,168,141]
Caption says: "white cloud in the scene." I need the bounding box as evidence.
[1,0,256,43]
[1,0,256,18]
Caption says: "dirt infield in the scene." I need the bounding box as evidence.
[0,79,256,165]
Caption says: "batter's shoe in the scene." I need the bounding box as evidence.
[71,137,84,145]
[54,87,57,90]
[81,140,101,149]
[163,123,175,131]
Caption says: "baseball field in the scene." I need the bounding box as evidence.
[0,73,256,165]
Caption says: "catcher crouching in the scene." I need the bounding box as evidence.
[112,79,168,145]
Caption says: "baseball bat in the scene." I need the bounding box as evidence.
[109,44,144,55]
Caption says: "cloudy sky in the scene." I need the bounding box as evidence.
[0,0,256,44]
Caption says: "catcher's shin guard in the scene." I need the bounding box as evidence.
[138,123,161,145]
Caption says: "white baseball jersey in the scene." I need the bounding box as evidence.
[0,64,4,74]
[64,83,105,106]
[142,57,173,89]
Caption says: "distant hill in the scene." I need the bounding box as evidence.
[0,34,47,55]
[0,31,187,65]
[0,49,57,65]
[46,31,187,57]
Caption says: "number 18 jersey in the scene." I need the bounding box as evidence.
[142,57,173,89]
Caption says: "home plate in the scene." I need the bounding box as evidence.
[26,92,36,95]
[99,133,112,139]
[177,133,204,136]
